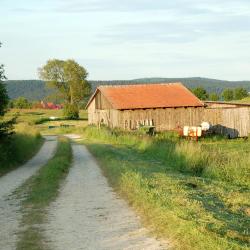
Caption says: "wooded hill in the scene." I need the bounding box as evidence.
[5,77,250,101]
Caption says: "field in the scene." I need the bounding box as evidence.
[2,108,250,249]
[82,127,250,250]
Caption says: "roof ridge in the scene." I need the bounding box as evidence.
[98,82,183,88]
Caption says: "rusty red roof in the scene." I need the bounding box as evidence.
[86,83,204,110]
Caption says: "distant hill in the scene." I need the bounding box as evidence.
[4,77,250,101]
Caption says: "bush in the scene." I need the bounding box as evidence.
[63,103,79,119]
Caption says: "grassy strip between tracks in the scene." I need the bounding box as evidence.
[16,136,72,250]
[83,126,250,250]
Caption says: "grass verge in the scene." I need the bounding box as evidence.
[16,136,72,250]
[0,123,43,176]
[83,126,250,250]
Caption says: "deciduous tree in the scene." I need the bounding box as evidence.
[0,43,9,116]
[209,92,219,101]
[192,87,208,100]
[222,89,234,101]
[39,59,90,119]
[234,87,248,100]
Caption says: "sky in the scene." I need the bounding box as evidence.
[0,0,250,81]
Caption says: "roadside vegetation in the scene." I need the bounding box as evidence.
[17,137,72,250]
[82,126,250,250]
[0,123,43,176]
[0,43,44,176]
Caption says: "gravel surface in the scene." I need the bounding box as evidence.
[0,136,57,250]
[45,143,167,250]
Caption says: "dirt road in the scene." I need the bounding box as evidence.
[45,143,167,250]
[0,136,57,250]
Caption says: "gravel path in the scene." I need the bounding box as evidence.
[0,136,57,250]
[45,143,167,250]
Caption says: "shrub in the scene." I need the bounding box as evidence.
[63,103,79,119]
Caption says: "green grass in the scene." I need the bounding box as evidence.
[82,126,250,250]
[0,123,43,176]
[16,137,72,250]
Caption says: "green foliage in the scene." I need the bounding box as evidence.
[0,42,14,140]
[63,103,79,119]
[39,59,90,119]
[0,116,16,140]
[0,43,9,116]
[209,92,219,101]
[234,87,249,100]
[222,88,234,101]
[83,126,250,249]
[10,97,32,109]
[192,86,208,100]
[0,123,42,176]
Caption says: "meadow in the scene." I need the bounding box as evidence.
[0,109,86,176]
[82,126,250,250]
[2,108,250,249]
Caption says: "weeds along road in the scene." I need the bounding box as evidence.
[0,136,57,250]
[45,142,167,250]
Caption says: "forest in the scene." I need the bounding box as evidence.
[5,77,250,101]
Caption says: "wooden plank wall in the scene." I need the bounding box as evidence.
[203,108,250,137]
[119,107,204,131]
[88,99,250,137]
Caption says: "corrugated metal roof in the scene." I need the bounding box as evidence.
[86,83,204,110]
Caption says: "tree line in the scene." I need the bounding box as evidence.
[192,86,249,101]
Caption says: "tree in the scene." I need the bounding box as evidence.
[192,87,208,100]
[209,92,219,101]
[234,87,248,100]
[11,97,31,109]
[0,42,15,139]
[222,89,234,101]
[39,59,90,119]
[0,43,9,116]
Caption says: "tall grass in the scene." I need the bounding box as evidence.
[83,126,250,187]
[83,126,250,250]
[0,123,43,176]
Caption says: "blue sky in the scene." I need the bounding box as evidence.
[0,0,250,80]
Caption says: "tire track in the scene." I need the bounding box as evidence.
[0,136,57,250]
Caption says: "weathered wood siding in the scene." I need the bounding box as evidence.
[95,91,112,110]
[119,107,204,131]
[87,93,250,137]
[203,107,250,137]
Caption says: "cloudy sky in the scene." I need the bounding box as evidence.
[0,0,250,80]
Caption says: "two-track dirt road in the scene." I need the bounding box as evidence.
[0,135,167,250]
[45,142,167,250]
[0,136,57,250]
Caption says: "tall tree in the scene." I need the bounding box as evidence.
[209,92,219,101]
[222,89,234,101]
[234,87,248,100]
[0,42,15,139]
[39,59,90,119]
[192,86,208,100]
[0,43,9,116]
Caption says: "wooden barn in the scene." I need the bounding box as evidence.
[86,83,205,131]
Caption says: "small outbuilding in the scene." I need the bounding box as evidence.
[86,83,205,131]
